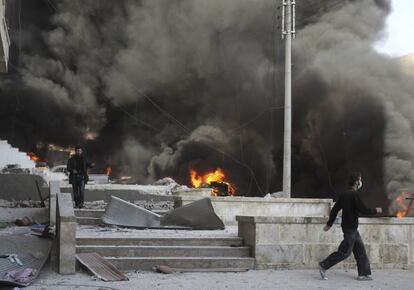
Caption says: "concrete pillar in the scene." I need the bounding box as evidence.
[56,192,76,274]
[49,180,60,226]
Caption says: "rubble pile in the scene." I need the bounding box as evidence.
[0,199,46,208]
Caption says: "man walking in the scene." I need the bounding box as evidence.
[67,145,93,208]
[319,172,382,281]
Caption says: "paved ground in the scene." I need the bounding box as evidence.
[12,267,413,290]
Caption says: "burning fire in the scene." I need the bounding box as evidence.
[395,191,411,218]
[189,167,236,196]
[106,166,112,176]
[27,152,40,162]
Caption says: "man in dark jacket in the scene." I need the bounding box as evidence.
[319,172,382,281]
[67,146,93,208]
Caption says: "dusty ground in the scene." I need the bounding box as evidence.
[15,267,414,290]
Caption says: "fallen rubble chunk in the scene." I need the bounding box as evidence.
[153,265,174,274]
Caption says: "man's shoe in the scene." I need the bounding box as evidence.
[357,275,373,281]
[78,203,84,209]
[318,263,327,280]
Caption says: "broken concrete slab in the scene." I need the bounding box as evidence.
[102,196,161,228]
[161,198,225,230]
[102,196,224,230]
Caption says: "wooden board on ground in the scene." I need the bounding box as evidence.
[76,252,128,282]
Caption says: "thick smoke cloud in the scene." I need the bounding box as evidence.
[292,0,414,213]
[1,0,413,212]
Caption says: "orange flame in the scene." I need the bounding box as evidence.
[106,166,112,176]
[395,192,410,218]
[27,152,40,162]
[189,167,236,196]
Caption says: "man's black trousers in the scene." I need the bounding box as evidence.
[320,229,371,276]
[71,174,85,206]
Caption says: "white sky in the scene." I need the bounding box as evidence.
[375,0,414,57]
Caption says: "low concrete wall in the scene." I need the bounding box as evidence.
[172,188,211,198]
[0,173,48,201]
[56,192,76,274]
[237,216,414,270]
[175,197,332,226]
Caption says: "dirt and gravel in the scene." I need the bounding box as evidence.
[20,267,414,290]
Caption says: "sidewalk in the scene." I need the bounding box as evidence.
[21,267,414,290]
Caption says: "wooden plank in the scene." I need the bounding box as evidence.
[76,253,128,282]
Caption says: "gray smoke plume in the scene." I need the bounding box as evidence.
[2,0,413,213]
[292,0,414,213]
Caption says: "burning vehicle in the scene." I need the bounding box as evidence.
[189,167,236,196]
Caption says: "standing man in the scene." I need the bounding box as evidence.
[319,172,382,281]
[67,145,93,208]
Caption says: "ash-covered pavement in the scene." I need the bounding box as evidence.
[18,267,414,290]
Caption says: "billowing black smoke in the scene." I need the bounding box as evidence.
[1,0,412,211]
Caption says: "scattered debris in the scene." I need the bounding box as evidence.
[152,265,249,273]
[76,252,128,282]
[4,268,36,284]
[153,265,174,274]
[264,191,290,198]
[0,199,46,208]
[152,177,177,186]
[0,234,52,287]
[173,268,249,273]
[30,224,54,238]
[15,216,33,226]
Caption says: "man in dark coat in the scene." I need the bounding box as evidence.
[67,145,93,208]
[319,172,382,281]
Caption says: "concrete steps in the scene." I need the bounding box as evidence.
[106,257,255,271]
[74,206,254,271]
[76,235,254,271]
[76,245,250,257]
[76,236,244,246]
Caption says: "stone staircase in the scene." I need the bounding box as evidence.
[74,209,255,271]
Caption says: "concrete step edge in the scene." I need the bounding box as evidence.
[76,245,249,249]
[76,236,242,240]
[105,257,255,260]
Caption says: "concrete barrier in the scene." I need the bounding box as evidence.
[175,197,333,226]
[56,192,76,274]
[237,216,414,270]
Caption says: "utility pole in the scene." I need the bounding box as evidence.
[281,0,295,197]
